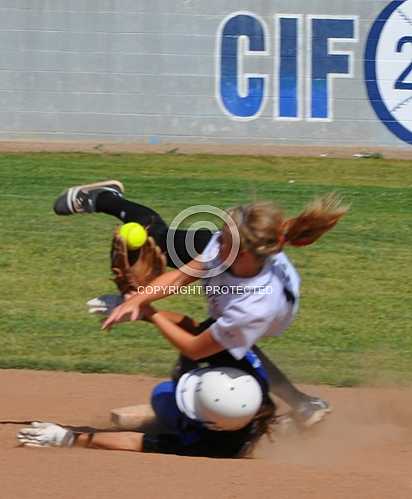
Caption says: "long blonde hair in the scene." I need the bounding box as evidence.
[226,193,349,258]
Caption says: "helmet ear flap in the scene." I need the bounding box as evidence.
[176,367,263,431]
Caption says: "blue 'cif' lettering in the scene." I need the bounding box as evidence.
[217,13,357,121]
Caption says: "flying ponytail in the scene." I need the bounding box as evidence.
[283,193,349,248]
[227,193,349,257]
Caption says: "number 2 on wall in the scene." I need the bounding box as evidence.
[394,36,412,90]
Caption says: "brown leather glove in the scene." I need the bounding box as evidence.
[111,227,166,296]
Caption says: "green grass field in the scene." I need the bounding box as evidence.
[0,152,411,386]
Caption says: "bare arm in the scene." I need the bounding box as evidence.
[76,431,144,451]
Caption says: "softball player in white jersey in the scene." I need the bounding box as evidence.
[99,189,347,425]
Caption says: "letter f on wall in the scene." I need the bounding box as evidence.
[309,17,357,120]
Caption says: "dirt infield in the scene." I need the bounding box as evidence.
[1,370,412,499]
[1,139,412,159]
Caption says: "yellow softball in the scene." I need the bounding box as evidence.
[119,222,148,250]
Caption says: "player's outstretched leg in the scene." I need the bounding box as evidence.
[254,346,331,427]
[53,180,124,215]
[53,179,213,266]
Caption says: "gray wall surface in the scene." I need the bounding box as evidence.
[1,0,412,147]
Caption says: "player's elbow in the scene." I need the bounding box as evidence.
[181,340,207,361]
[188,351,205,361]
[181,334,222,361]
[181,346,201,361]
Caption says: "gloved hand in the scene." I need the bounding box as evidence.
[111,228,166,296]
[17,422,75,448]
[87,294,123,316]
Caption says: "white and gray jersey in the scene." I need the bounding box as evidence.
[200,232,300,360]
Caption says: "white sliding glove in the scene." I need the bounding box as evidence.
[17,422,75,448]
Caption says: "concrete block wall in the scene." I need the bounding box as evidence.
[0,0,411,147]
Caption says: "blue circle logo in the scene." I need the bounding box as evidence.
[365,0,412,144]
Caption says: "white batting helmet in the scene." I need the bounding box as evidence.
[175,367,263,431]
